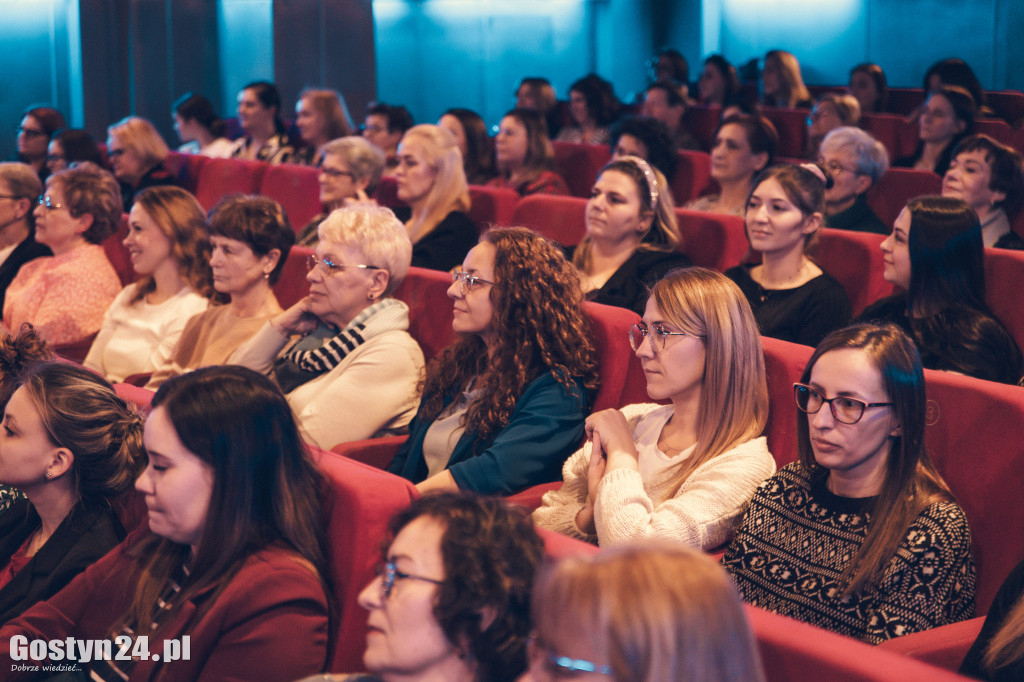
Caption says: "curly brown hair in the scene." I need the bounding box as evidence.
[421,227,599,445]
[0,324,53,409]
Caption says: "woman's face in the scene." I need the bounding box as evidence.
[494,116,529,170]
[710,123,766,184]
[761,57,781,97]
[33,182,89,255]
[17,115,49,162]
[438,114,468,158]
[318,152,359,206]
[124,203,174,277]
[745,177,816,257]
[295,96,327,147]
[358,515,461,679]
[306,240,382,328]
[612,134,648,161]
[808,101,842,140]
[173,113,194,144]
[849,71,879,113]
[395,137,438,207]
[136,406,214,552]
[208,235,276,298]
[585,169,651,247]
[634,298,706,404]
[106,136,147,186]
[919,93,964,145]
[0,386,62,491]
[237,87,275,136]
[46,140,66,174]
[448,241,496,343]
[569,90,590,126]
[699,62,727,104]
[516,84,538,110]
[806,348,899,495]
[881,208,912,289]
[942,149,1003,214]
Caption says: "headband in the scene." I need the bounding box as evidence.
[617,155,659,210]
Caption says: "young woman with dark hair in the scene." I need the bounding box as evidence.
[439,108,495,185]
[488,109,569,197]
[686,115,776,216]
[556,73,620,145]
[172,92,233,158]
[230,81,295,164]
[893,85,976,176]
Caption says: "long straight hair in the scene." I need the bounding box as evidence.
[399,124,470,244]
[796,324,953,596]
[983,588,1024,672]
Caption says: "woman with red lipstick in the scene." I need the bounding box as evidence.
[723,323,975,644]
[726,163,851,347]
[567,156,691,316]
[534,267,774,548]
[85,187,211,383]
[855,195,1021,384]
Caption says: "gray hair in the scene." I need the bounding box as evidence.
[317,205,412,296]
[320,136,386,194]
[820,126,889,184]
[0,163,42,229]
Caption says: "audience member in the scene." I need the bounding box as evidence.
[3,162,121,346]
[390,124,477,272]
[760,50,812,108]
[849,63,888,114]
[514,76,562,139]
[531,543,767,682]
[723,323,975,644]
[556,74,620,145]
[961,555,1024,681]
[293,88,354,166]
[0,362,144,623]
[172,92,233,158]
[726,163,852,346]
[363,103,413,174]
[232,205,424,450]
[924,57,990,118]
[893,85,975,176]
[819,126,890,234]
[0,163,51,311]
[535,267,773,548]
[146,194,293,389]
[84,186,212,383]
[942,134,1024,249]
[642,81,702,151]
[387,228,598,495]
[230,80,295,163]
[647,48,690,92]
[568,156,690,315]
[855,195,1022,384]
[0,366,330,679]
[488,109,569,197]
[45,129,104,175]
[609,116,678,181]
[698,54,742,107]
[687,115,776,216]
[439,108,495,185]
[15,107,65,183]
[296,136,386,247]
[106,116,181,212]
[806,93,861,158]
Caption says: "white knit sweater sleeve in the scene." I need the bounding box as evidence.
[594,434,776,549]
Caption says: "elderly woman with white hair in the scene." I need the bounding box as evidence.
[232,204,425,450]
[819,126,890,234]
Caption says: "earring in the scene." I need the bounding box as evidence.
[263,272,270,280]
[44,472,51,480]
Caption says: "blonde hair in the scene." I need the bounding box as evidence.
[764,50,811,108]
[399,124,471,243]
[984,592,1024,673]
[317,205,412,295]
[650,267,768,486]
[107,116,169,169]
[533,542,766,682]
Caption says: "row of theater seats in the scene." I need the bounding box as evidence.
[103,266,1020,677]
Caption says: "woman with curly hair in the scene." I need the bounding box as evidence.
[85,186,212,383]
[387,228,599,495]
[305,492,544,682]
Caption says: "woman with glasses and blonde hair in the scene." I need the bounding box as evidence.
[390,124,478,272]
[3,162,121,347]
[530,542,766,682]
[535,267,773,548]
[232,205,424,450]
[84,186,212,383]
[723,323,975,643]
[106,116,181,212]
[388,228,599,495]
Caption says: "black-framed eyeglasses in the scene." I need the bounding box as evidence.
[377,560,443,600]
[451,269,494,294]
[529,633,612,677]
[16,126,46,138]
[306,254,381,275]
[793,383,894,425]
[319,166,354,179]
[628,322,690,352]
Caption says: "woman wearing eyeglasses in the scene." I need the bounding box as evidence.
[107,116,182,213]
[387,227,599,495]
[534,267,773,548]
[3,162,121,347]
[232,205,424,450]
[722,323,975,644]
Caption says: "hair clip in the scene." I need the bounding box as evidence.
[619,155,659,209]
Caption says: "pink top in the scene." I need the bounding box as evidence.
[3,244,121,345]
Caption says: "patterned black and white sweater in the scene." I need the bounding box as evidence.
[722,462,976,644]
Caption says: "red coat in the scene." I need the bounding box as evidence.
[0,527,328,681]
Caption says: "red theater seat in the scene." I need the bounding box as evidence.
[865,168,942,228]
[760,336,813,469]
[858,113,906,161]
[102,213,135,287]
[974,118,1015,147]
[392,266,455,363]
[114,382,155,412]
[467,184,518,229]
[877,617,983,672]
[761,108,809,158]
[815,228,892,316]
[683,105,721,150]
[552,141,610,198]
[259,163,321,229]
[194,158,267,211]
[671,150,714,204]
[271,245,313,309]
[510,194,588,246]
[674,208,749,271]
[985,248,1024,353]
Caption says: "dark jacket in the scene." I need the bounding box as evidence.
[0,235,51,312]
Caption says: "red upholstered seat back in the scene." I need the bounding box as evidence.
[271,245,313,309]
[760,337,813,469]
[865,168,942,228]
[259,163,321,229]
[102,213,135,287]
[552,141,611,198]
[671,150,714,205]
[674,208,749,271]
[815,228,892,316]
[392,266,456,363]
[467,184,518,230]
[582,301,644,412]
[194,158,268,211]
[510,194,588,246]
[985,248,1024,353]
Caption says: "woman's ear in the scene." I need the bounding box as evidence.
[73,212,94,236]
[261,248,282,278]
[368,269,390,300]
[753,151,770,172]
[46,448,75,482]
[637,209,655,235]
[889,421,902,438]
[801,212,823,235]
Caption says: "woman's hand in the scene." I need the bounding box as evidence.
[269,297,319,336]
[585,409,639,473]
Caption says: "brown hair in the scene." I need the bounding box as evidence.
[496,109,557,185]
[763,50,811,108]
[747,163,828,254]
[48,162,122,244]
[207,194,294,285]
[0,324,52,409]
